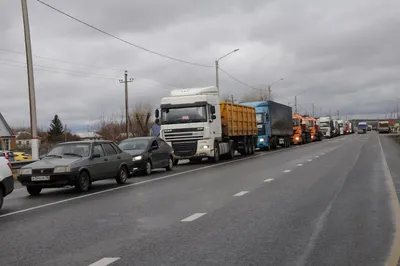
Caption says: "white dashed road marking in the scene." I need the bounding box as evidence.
[181,213,207,222]
[264,178,274,183]
[320,153,325,155]
[234,191,249,197]
[297,164,303,166]
[315,155,319,158]
[307,159,313,162]
[283,170,292,173]
[88,258,120,266]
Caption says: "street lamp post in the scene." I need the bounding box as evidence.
[267,78,284,100]
[215,49,239,95]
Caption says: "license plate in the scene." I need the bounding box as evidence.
[31,176,50,181]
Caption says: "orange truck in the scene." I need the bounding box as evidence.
[291,113,312,144]
[304,116,323,142]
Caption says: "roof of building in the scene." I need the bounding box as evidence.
[0,112,14,137]
[75,132,103,139]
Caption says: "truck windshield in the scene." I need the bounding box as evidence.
[292,119,299,126]
[379,123,389,127]
[161,106,207,124]
[256,114,264,124]
[320,121,329,127]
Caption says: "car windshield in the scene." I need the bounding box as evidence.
[47,143,91,157]
[320,121,330,127]
[292,118,299,126]
[161,106,207,124]
[256,114,264,124]
[119,139,149,151]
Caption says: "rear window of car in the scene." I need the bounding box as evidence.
[102,143,117,155]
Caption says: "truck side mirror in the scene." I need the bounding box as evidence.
[210,106,216,114]
[155,109,160,118]
[211,114,216,120]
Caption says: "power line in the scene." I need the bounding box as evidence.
[219,67,258,90]
[36,0,213,68]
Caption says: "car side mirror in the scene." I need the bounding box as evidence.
[155,109,160,118]
[91,153,101,159]
[210,106,216,114]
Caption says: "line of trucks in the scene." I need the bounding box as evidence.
[155,86,353,164]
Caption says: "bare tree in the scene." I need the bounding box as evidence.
[130,102,153,136]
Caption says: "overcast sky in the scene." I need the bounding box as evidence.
[1,0,399,132]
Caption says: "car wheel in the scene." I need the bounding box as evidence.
[166,157,173,171]
[27,186,42,196]
[75,171,90,192]
[116,166,128,184]
[0,188,3,209]
[144,160,152,176]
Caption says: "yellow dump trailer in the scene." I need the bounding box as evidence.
[220,102,257,137]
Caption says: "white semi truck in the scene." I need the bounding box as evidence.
[318,117,333,138]
[337,120,344,135]
[156,86,257,165]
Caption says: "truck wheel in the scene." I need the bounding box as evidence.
[227,141,235,159]
[27,186,42,196]
[270,138,277,150]
[0,188,3,209]
[250,138,255,154]
[209,142,220,162]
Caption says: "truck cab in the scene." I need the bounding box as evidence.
[158,87,220,162]
[318,117,333,138]
[291,113,311,144]
[337,120,344,135]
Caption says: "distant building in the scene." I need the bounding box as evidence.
[0,112,16,150]
[16,131,41,148]
[75,132,103,141]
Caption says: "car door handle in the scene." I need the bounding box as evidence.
[104,158,108,161]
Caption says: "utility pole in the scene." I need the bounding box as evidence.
[21,0,39,160]
[215,60,219,93]
[312,103,315,117]
[320,108,322,117]
[268,85,271,101]
[231,94,234,104]
[397,103,399,119]
[337,110,339,119]
[295,96,298,113]
[119,71,133,138]
[64,124,67,142]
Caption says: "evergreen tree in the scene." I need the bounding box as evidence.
[48,114,64,141]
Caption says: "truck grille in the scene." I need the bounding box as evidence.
[163,128,203,142]
[33,168,54,175]
[172,141,197,157]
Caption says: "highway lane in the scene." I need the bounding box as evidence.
[0,134,398,266]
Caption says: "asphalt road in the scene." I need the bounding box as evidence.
[1,132,399,266]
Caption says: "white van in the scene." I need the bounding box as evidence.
[0,157,14,209]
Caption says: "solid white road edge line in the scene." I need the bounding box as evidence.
[234,191,249,197]
[181,213,207,222]
[264,178,274,183]
[88,257,120,266]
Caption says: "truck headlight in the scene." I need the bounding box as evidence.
[54,166,70,173]
[133,155,142,161]
[259,138,264,142]
[311,135,314,139]
[295,137,300,140]
[20,168,32,175]
[202,145,209,149]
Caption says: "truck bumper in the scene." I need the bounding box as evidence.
[167,139,214,159]
[291,135,302,144]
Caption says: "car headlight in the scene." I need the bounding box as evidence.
[202,145,209,149]
[20,168,32,175]
[259,138,264,142]
[54,166,71,173]
[295,137,300,140]
[133,155,142,161]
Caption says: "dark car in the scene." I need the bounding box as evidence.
[18,140,133,195]
[119,137,174,175]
